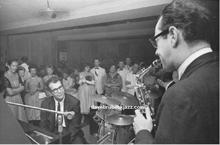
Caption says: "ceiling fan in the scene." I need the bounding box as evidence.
[39,0,69,19]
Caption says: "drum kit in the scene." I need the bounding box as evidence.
[93,60,162,144]
[93,92,140,144]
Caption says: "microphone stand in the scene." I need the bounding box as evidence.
[6,101,74,117]
[57,114,63,144]
[6,101,75,144]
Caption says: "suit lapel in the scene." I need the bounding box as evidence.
[180,52,218,80]
[64,95,69,127]
[49,97,56,131]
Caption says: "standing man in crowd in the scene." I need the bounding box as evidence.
[125,63,139,96]
[117,61,129,92]
[91,59,106,95]
[125,57,132,72]
[133,0,219,143]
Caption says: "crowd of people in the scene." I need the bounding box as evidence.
[2,55,167,142]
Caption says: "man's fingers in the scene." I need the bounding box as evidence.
[145,106,152,120]
[135,109,142,116]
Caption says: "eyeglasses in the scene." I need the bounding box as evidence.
[149,29,169,48]
[51,85,63,94]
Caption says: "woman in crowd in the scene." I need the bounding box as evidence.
[72,68,80,90]
[43,65,57,97]
[43,65,56,83]
[24,65,44,126]
[103,64,122,96]
[78,64,95,122]
[4,59,27,122]
[62,69,78,98]
[17,66,26,103]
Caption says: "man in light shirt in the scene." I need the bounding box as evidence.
[117,61,129,92]
[133,0,219,144]
[124,57,132,72]
[90,59,106,95]
[125,63,139,96]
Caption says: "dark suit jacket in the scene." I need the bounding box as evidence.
[40,94,85,143]
[136,52,219,144]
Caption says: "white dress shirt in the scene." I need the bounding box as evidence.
[177,47,212,80]
[125,72,137,95]
[117,68,129,92]
[54,98,66,127]
[91,66,106,94]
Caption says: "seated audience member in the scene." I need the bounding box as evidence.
[40,76,87,144]
[117,61,129,92]
[24,65,44,126]
[103,65,122,96]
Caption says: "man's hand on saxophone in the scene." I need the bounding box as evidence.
[133,107,153,134]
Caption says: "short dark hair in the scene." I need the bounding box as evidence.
[21,56,28,63]
[29,64,38,71]
[17,66,25,72]
[46,65,54,71]
[46,75,60,91]
[7,59,18,66]
[160,0,212,44]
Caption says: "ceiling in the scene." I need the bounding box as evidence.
[0,0,172,35]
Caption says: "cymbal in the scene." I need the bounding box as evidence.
[111,92,134,98]
[93,95,121,106]
[112,96,139,106]
[106,114,134,126]
[111,92,139,106]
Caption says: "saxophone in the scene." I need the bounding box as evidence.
[134,59,161,120]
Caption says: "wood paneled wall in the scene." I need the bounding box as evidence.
[58,38,156,71]
[2,32,57,67]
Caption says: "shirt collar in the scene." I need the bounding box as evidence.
[95,67,100,69]
[177,47,212,80]
[54,95,65,105]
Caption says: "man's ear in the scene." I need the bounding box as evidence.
[168,26,179,48]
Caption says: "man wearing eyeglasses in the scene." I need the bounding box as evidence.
[40,76,87,144]
[133,0,219,144]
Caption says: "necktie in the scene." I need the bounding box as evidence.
[56,102,61,122]
[57,102,61,112]
[56,102,61,128]
[95,69,98,77]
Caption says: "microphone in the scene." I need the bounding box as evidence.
[64,111,75,120]
[57,115,63,133]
